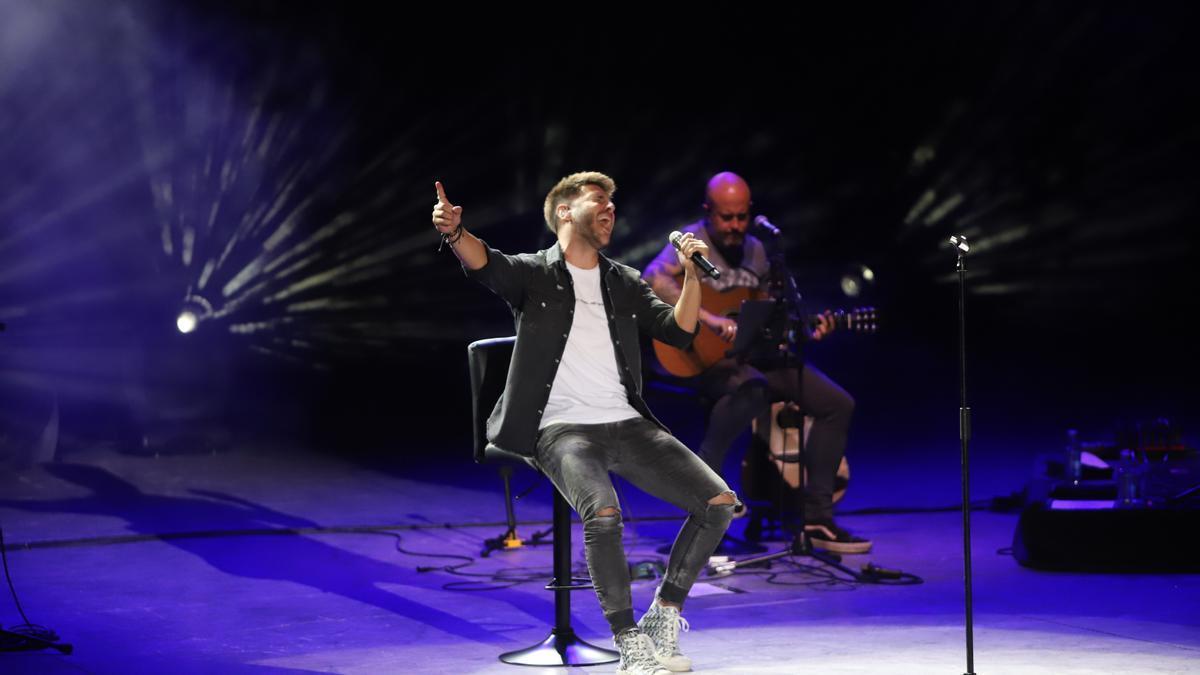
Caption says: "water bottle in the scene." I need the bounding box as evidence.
[1114,448,1145,508]
[1064,429,1082,484]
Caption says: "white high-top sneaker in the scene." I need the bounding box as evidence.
[614,627,671,675]
[636,593,691,672]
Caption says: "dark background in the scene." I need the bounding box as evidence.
[1,1,1196,471]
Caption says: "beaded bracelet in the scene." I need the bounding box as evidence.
[437,224,464,252]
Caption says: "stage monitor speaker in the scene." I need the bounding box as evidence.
[1013,501,1200,572]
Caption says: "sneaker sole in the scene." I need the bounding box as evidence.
[811,539,872,554]
[653,652,692,671]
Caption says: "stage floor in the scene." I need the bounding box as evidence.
[2,441,1197,674]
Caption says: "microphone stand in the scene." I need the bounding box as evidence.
[708,223,857,579]
[0,525,73,654]
[950,235,978,675]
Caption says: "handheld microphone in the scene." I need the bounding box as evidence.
[669,231,721,280]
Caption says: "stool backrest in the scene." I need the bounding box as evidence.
[466,336,516,463]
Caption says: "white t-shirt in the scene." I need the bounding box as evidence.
[539,261,642,429]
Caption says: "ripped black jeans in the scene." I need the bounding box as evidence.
[534,416,737,635]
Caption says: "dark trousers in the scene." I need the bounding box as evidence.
[534,416,737,635]
[694,360,854,524]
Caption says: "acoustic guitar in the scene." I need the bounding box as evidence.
[652,284,878,377]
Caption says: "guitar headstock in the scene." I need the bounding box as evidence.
[828,307,878,333]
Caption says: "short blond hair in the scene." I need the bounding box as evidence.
[543,171,616,233]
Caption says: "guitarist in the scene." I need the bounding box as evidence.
[642,172,870,554]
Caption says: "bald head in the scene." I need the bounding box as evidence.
[703,171,752,249]
[705,171,751,205]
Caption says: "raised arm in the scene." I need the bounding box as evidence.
[432,180,487,270]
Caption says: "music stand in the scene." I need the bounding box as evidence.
[724,299,784,363]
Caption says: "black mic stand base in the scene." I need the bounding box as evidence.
[0,626,73,654]
[707,529,859,579]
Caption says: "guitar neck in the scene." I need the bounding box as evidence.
[809,308,878,333]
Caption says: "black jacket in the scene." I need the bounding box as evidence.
[466,240,696,457]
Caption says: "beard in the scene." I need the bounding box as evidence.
[717,230,745,248]
[575,210,610,250]
[713,239,744,268]
[705,223,745,267]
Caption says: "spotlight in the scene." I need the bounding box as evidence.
[176,311,198,334]
[175,295,214,334]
